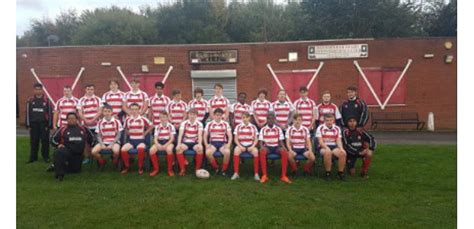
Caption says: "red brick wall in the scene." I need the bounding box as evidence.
[17,37,457,130]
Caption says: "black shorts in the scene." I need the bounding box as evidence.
[318,145,337,156]
[158,139,168,145]
[210,141,225,149]
[184,142,197,149]
[346,153,365,169]
[293,148,306,155]
[265,146,280,154]
[129,139,146,148]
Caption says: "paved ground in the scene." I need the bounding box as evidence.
[17,127,456,145]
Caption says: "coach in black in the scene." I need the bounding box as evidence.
[50,112,95,181]
[25,83,53,163]
[340,86,369,127]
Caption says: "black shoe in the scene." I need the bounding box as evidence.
[46,164,55,172]
[324,172,331,181]
[337,172,346,181]
[55,175,64,182]
[360,172,369,179]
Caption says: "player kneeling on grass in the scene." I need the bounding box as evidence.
[231,111,260,181]
[176,108,204,176]
[259,112,292,184]
[342,117,376,179]
[148,111,176,177]
[205,108,233,176]
[316,114,346,181]
[120,103,153,175]
[91,104,122,169]
[286,113,316,176]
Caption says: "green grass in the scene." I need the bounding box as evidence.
[16,136,456,228]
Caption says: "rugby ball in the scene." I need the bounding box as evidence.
[195,169,210,179]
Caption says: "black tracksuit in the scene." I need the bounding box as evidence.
[25,95,53,161]
[51,124,94,177]
[340,97,369,127]
[342,127,376,169]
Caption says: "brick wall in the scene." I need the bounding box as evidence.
[17,37,457,130]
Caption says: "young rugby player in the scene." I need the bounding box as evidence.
[230,92,252,128]
[53,86,79,130]
[166,89,188,131]
[251,88,272,129]
[208,83,230,121]
[340,86,368,127]
[231,111,260,181]
[188,87,209,124]
[316,113,346,181]
[259,112,292,184]
[148,111,175,177]
[286,113,315,175]
[270,89,294,131]
[101,80,125,118]
[293,86,317,131]
[91,104,122,169]
[204,108,232,176]
[123,79,149,116]
[342,117,376,179]
[316,90,342,127]
[77,84,102,164]
[176,108,204,176]
[148,82,171,126]
[120,103,153,175]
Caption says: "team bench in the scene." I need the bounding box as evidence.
[371,112,425,130]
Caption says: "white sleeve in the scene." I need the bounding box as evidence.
[315,126,322,138]
[335,106,342,119]
[258,128,264,141]
[285,128,290,138]
[278,128,284,140]
[171,125,176,135]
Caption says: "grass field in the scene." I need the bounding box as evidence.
[16,136,456,228]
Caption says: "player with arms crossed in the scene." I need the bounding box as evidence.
[270,89,294,131]
[148,111,175,177]
[286,113,316,176]
[208,83,230,121]
[251,88,272,130]
[101,80,125,118]
[53,86,79,130]
[176,108,205,176]
[342,117,376,179]
[316,113,347,181]
[230,92,252,129]
[91,104,122,169]
[316,90,342,127]
[123,79,149,117]
[188,87,209,125]
[166,89,188,131]
[204,108,232,176]
[231,111,260,181]
[293,86,317,132]
[148,82,171,127]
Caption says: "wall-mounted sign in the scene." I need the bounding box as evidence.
[308,44,368,60]
[189,50,238,64]
[154,57,165,64]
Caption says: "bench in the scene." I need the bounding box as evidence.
[371,112,425,130]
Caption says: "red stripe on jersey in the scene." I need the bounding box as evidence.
[316,103,341,122]
[167,100,187,126]
[271,101,293,127]
[154,122,176,141]
[188,99,208,122]
[205,120,231,142]
[259,126,284,147]
[149,94,171,125]
[231,103,251,125]
[293,98,316,128]
[97,118,122,144]
[251,99,271,123]
[78,96,102,128]
[234,123,258,146]
[55,97,79,128]
[315,125,341,146]
[286,126,309,149]
[124,90,149,108]
[209,96,229,111]
[124,116,151,140]
[179,120,203,143]
[102,91,124,116]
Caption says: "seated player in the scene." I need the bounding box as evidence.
[176,108,205,176]
[342,117,376,179]
[231,111,260,181]
[316,113,347,181]
[120,103,153,175]
[259,112,291,184]
[148,111,175,177]
[204,108,232,176]
[286,113,316,176]
[91,104,122,169]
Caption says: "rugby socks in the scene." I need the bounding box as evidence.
[195,154,203,170]
[166,154,174,172]
[290,161,298,172]
[233,155,240,174]
[280,149,288,177]
[222,162,229,172]
[176,153,185,172]
[259,148,268,176]
[121,150,130,169]
[362,157,372,174]
[303,162,313,173]
[137,147,145,171]
[112,155,119,166]
[253,156,259,174]
[150,154,159,172]
[210,158,219,170]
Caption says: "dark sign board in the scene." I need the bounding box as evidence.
[189,50,238,64]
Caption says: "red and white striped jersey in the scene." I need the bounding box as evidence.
[101,90,125,116]
[208,95,230,113]
[149,94,171,126]
[230,102,252,125]
[233,122,258,147]
[293,98,317,129]
[77,95,102,129]
[188,98,209,122]
[270,100,294,128]
[251,99,271,123]
[205,120,231,142]
[166,100,188,127]
[316,103,342,123]
[96,117,122,145]
[286,125,310,149]
[154,122,176,141]
[124,115,152,140]
[259,125,284,147]
[55,96,79,128]
[179,120,203,143]
[316,124,341,146]
[123,90,149,110]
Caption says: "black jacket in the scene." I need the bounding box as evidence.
[340,97,368,127]
[51,124,95,154]
[342,127,376,155]
[25,95,53,128]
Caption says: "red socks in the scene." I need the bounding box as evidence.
[166,154,174,172]
[210,158,218,170]
[259,148,268,176]
[303,162,312,173]
[137,147,145,170]
[112,155,119,166]
[150,154,159,172]
[362,157,372,173]
[195,154,203,170]
[253,156,259,174]
[222,162,229,172]
[290,161,298,172]
[176,153,185,171]
[121,150,129,169]
[280,149,288,177]
[233,155,240,174]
